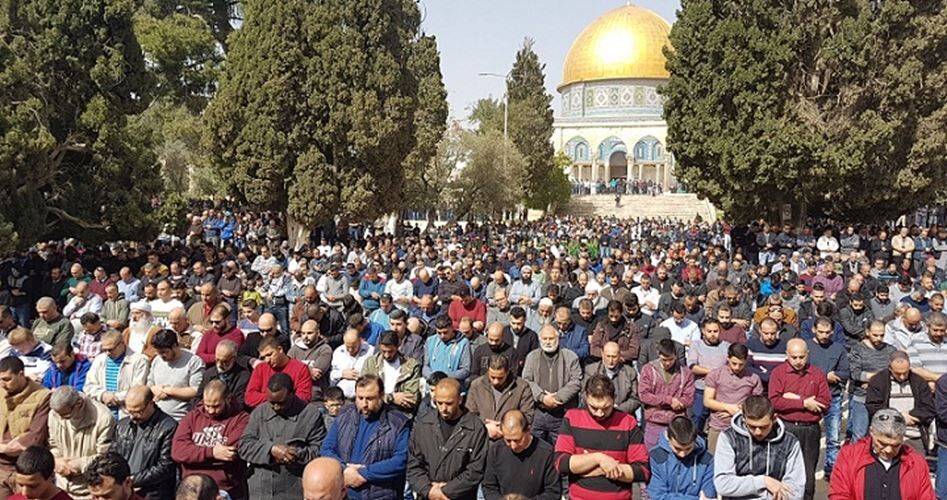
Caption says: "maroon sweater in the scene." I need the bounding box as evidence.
[195,326,245,365]
[768,362,831,424]
[171,400,250,497]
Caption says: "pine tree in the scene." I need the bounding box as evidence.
[0,0,162,244]
[204,0,441,245]
[664,0,947,221]
[506,38,564,210]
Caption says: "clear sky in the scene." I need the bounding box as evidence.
[420,0,680,122]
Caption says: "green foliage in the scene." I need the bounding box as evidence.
[154,191,190,234]
[402,34,450,211]
[506,39,563,210]
[449,130,527,218]
[468,98,505,135]
[205,0,435,232]
[664,0,947,222]
[0,0,162,245]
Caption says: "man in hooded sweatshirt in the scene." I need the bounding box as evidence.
[713,395,805,500]
[287,319,333,403]
[647,416,716,500]
[171,379,250,500]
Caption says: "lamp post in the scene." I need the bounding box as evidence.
[477,71,511,167]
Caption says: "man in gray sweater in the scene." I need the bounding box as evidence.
[847,320,897,441]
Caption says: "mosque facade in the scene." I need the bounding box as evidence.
[553,4,676,189]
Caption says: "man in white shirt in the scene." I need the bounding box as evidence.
[631,273,660,316]
[384,267,413,311]
[660,303,701,346]
[64,281,104,332]
[148,280,184,329]
[329,329,374,399]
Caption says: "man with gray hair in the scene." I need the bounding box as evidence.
[48,385,115,498]
[865,350,935,456]
[829,408,934,499]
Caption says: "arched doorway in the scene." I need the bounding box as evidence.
[608,151,628,180]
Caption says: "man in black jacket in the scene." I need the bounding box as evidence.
[866,350,936,455]
[482,409,560,500]
[110,385,178,500]
[407,377,487,500]
[504,307,538,376]
[197,339,250,409]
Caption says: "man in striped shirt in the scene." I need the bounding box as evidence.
[555,374,650,500]
[907,311,947,383]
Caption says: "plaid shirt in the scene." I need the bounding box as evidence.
[72,327,105,360]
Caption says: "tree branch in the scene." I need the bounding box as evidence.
[46,207,109,230]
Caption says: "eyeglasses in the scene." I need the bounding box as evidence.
[259,327,275,334]
[876,413,905,424]
[209,319,224,325]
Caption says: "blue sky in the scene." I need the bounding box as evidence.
[420,0,680,122]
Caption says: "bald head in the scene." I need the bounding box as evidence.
[501,409,528,432]
[786,338,809,371]
[303,457,346,500]
[258,313,277,333]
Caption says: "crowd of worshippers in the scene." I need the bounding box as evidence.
[1,220,947,499]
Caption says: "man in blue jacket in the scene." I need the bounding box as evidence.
[648,416,716,500]
[42,342,91,391]
[554,306,590,361]
[321,374,411,500]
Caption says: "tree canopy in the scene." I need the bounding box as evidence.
[663,0,947,222]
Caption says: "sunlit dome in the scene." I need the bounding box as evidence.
[560,4,672,89]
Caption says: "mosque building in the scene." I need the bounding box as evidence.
[553,3,675,189]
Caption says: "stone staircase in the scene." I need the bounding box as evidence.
[558,193,717,222]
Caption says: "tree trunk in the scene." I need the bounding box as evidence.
[286,213,309,251]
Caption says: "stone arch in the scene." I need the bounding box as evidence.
[565,136,590,162]
[598,136,627,162]
[633,135,662,162]
[608,151,628,180]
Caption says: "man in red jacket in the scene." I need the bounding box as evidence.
[244,336,312,408]
[829,408,935,500]
[769,338,831,500]
[448,287,486,332]
[171,380,250,499]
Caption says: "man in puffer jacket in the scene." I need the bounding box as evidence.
[648,416,716,500]
[714,395,805,500]
[171,380,250,499]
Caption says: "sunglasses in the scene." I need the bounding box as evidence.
[210,319,225,325]
[877,413,905,424]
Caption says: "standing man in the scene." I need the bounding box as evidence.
[171,380,250,500]
[465,355,534,440]
[83,330,150,419]
[329,329,374,401]
[43,343,91,391]
[806,316,850,479]
[320,375,411,500]
[686,318,730,435]
[147,329,204,422]
[639,338,695,452]
[713,395,806,500]
[360,332,421,414]
[421,316,471,384]
[47,386,114,499]
[768,338,831,500]
[583,341,639,415]
[198,340,251,409]
[848,320,897,441]
[865,351,935,456]
[647,416,716,500]
[830,408,935,500]
[0,357,51,498]
[481,409,560,500]
[407,378,487,500]
[555,374,650,500]
[287,319,333,403]
[702,343,763,452]
[109,386,178,500]
[84,452,141,500]
[239,373,326,500]
[244,336,313,408]
[302,457,347,500]
[521,325,582,445]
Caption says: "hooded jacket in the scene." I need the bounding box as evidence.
[639,359,695,426]
[286,337,333,401]
[647,432,716,500]
[713,413,805,500]
[589,316,641,364]
[171,398,250,498]
[828,437,935,500]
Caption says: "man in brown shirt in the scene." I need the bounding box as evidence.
[0,356,51,497]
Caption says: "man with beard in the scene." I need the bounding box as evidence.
[623,295,655,340]
[504,307,538,376]
[584,342,639,415]
[361,332,421,414]
[147,329,204,422]
[686,319,731,435]
[239,373,326,500]
[406,378,487,500]
[171,380,250,500]
[84,331,150,420]
[122,301,161,361]
[471,323,515,378]
[838,292,875,351]
[571,298,602,333]
[320,375,411,500]
[32,297,75,351]
[553,306,590,362]
[110,386,177,500]
[466,355,534,441]
[509,265,542,310]
[555,374,650,500]
[485,289,512,327]
[290,286,319,334]
[287,319,333,403]
[198,340,250,410]
[240,313,291,367]
[522,325,582,445]
[195,305,245,366]
[711,286,752,329]
[0,357,51,498]
[630,273,660,316]
[590,300,640,365]
[884,306,925,351]
[387,310,423,364]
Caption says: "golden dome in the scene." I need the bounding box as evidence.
[560,4,672,89]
